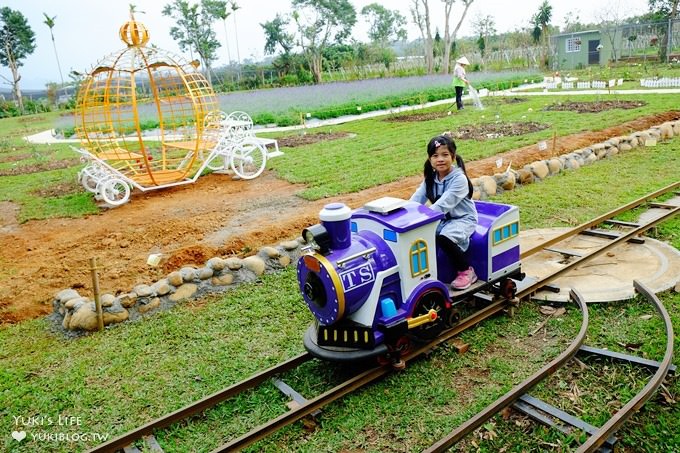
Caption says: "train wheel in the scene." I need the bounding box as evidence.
[500,278,517,300]
[412,291,448,340]
[445,309,461,327]
[377,336,412,367]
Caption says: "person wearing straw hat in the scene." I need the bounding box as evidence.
[452,56,470,110]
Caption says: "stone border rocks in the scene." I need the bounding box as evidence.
[50,240,303,334]
[50,119,680,334]
[471,120,679,199]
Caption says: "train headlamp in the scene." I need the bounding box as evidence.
[301,224,332,254]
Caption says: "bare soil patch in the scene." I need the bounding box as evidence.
[0,158,79,176]
[1,110,679,324]
[277,131,352,147]
[451,122,549,141]
[0,152,32,164]
[500,97,528,104]
[544,100,647,113]
[383,111,449,122]
[484,97,529,105]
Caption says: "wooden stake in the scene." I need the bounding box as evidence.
[450,338,470,354]
[89,257,104,332]
[552,130,557,154]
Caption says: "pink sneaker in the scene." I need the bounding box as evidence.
[451,267,478,290]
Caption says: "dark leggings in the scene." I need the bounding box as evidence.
[436,234,469,272]
[455,86,464,110]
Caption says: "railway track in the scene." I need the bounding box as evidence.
[89,184,678,452]
[89,300,510,453]
[426,280,674,453]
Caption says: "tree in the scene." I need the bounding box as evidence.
[361,3,407,44]
[290,0,357,84]
[532,0,552,67]
[410,0,434,73]
[472,14,495,61]
[261,13,300,79]
[648,0,679,18]
[230,2,242,70]
[441,0,475,74]
[562,11,589,33]
[648,0,679,61]
[42,13,65,102]
[0,7,36,115]
[433,29,443,58]
[261,14,295,55]
[162,0,223,83]
[203,0,233,65]
[595,1,634,62]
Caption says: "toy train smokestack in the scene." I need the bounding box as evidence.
[319,202,352,250]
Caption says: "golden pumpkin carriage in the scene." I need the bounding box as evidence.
[72,17,270,206]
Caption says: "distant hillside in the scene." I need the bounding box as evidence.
[0,87,48,98]
[0,86,78,101]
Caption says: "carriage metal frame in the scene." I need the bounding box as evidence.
[73,111,277,207]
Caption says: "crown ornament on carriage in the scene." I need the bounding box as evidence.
[119,12,150,47]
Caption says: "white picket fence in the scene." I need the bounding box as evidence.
[543,79,625,90]
[640,78,680,87]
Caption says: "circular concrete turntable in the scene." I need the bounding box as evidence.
[520,228,680,303]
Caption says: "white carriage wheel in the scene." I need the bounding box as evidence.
[94,175,113,201]
[78,166,100,193]
[230,140,267,180]
[81,165,110,193]
[100,178,131,206]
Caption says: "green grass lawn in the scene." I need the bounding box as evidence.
[1,128,678,452]
[268,93,680,200]
[1,90,680,222]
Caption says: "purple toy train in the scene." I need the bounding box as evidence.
[297,197,521,363]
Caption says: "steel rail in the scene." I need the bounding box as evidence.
[517,204,679,299]
[92,186,678,452]
[520,181,680,260]
[576,280,674,452]
[425,289,589,453]
[87,352,312,453]
[211,299,511,452]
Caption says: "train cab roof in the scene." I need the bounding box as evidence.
[352,197,444,233]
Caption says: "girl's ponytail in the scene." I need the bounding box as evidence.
[455,154,474,199]
[424,159,436,203]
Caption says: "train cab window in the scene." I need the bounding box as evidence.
[410,239,429,277]
[492,221,520,245]
[383,229,397,242]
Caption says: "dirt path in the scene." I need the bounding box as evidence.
[1,111,678,324]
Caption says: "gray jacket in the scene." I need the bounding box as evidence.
[410,166,477,251]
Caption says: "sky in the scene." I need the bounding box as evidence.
[1,0,651,90]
